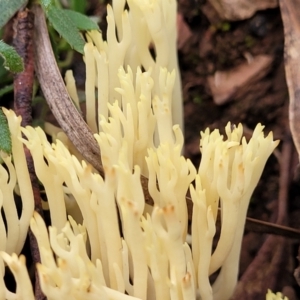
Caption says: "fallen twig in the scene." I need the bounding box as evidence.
[32,4,102,171]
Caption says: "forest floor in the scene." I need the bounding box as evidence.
[176,1,300,299]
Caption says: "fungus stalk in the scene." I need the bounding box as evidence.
[0,109,34,256]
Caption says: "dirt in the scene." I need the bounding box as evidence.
[177,1,300,299]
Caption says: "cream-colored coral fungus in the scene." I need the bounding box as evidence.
[0,112,278,300]
[80,0,183,138]
[191,123,279,300]
[266,290,289,300]
[0,0,280,300]
[0,109,34,256]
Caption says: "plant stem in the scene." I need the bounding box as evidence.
[13,9,45,300]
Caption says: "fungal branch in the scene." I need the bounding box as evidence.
[0,0,280,300]
[80,0,183,136]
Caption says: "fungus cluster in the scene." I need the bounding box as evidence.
[0,0,279,299]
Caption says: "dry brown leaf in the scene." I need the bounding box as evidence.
[279,0,300,159]
[177,13,192,50]
[207,0,278,21]
[232,235,287,300]
[207,55,273,105]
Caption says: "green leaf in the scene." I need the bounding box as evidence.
[63,9,99,31]
[69,0,86,14]
[40,0,54,11]
[0,109,12,154]
[0,57,12,84]
[0,41,24,73]
[0,84,13,97]
[0,0,28,28]
[46,7,85,54]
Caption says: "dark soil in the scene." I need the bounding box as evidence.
[178,1,300,299]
